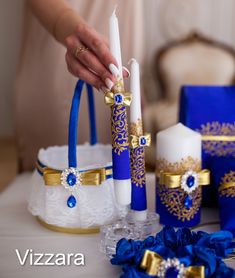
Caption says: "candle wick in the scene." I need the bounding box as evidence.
[128,58,137,65]
[112,4,118,16]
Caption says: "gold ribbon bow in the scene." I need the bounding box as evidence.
[130,133,151,148]
[158,169,210,189]
[140,250,205,277]
[37,162,112,186]
[104,91,132,107]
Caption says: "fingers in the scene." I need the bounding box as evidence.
[76,23,117,70]
[65,51,103,89]
[65,22,131,89]
[65,35,116,88]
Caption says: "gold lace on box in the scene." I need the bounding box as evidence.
[156,157,210,222]
[219,171,235,197]
[198,122,235,157]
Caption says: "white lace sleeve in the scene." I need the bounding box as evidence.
[28,144,125,228]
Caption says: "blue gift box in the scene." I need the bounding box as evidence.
[210,156,235,236]
[179,86,235,206]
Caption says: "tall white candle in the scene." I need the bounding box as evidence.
[109,7,123,79]
[156,123,201,162]
[109,7,131,206]
[130,59,141,122]
[130,58,147,221]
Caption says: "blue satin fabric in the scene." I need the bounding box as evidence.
[131,184,147,211]
[210,157,235,236]
[131,146,147,211]
[156,182,200,227]
[112,150,131,180]
[131,189,147,211]
[68,80,97,168]
[179,85,235,207]
[111,226,235,278]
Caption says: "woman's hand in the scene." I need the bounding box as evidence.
[65,21,129,90]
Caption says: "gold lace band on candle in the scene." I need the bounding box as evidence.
[36,162,112,186]
[140,250,205,277]
[156,157,209,221]
[219,171,235,197]
[158,169,210,189]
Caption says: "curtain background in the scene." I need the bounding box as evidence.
[1,0,235,136]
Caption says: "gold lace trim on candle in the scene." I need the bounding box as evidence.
[130,146,146,187]
[111,105,129,155]
[156,156,201,174]
[219,171,235,197]
[198,122,235,157]
[156,156,202,221]
[130,119,143,136]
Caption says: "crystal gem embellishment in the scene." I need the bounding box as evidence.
[67,195,77,208]
[114,93,124,105]
[181,170,198,194]
[61,168,81,191]
[67,173,77,186]
[139,136,147,146]
[183,195,193,209]
[158,258,186,278]
[61,168,81,208]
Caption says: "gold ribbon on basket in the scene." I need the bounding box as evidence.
[104,91,132,107]
[36,162,112,186]
[140,250,205,277]
[158,169,210,189]
[130,133,151,148]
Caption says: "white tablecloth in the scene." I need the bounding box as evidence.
[0,173,233,278]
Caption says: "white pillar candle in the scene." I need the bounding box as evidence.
[156,123,201,162]
[130,58,147,221]
[156,123,202,226]
[109,7,131,206]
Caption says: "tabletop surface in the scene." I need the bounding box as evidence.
[0,173,234,278]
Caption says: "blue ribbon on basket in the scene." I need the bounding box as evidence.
[69,79,97,168]
[111,226,235,278]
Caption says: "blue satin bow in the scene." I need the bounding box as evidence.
[111,226,235,278]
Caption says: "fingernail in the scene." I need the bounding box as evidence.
[122,66,130,77]
[109,63,119,77]
[105,78,114,90]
